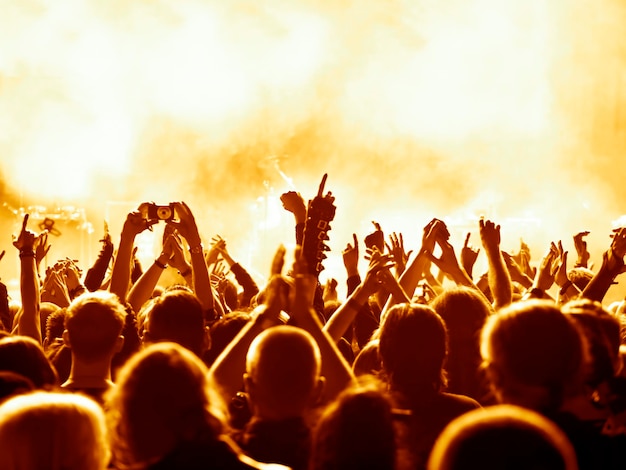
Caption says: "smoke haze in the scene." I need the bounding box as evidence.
[1,0,625,298]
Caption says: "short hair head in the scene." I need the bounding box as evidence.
[481,300,585,412]
[142,290,207,357]
[430,286,493,342]
[310,379,396,470]
[205,311,251,366]
[562,298,622,388]
[0,336,58,389]
[64,291,126,362]
[0,391,109,470]
[379,303,448,394]
[245,325,322,418]
[427,404,578,470]
[105,342,222,468]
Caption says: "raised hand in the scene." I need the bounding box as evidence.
[169,202,202,248]
[206,235,226,266]
[271,244,287,277]
[386,231,411,276]
[533,242,559,291]
[41,268,71,307]
[422,218,448,254]
[553,242,570,288]
[364,221,384,252]
[61,258,83,295]
[164,230,191,275]
[502,251,531,286]
[210,260,227,285]
[13,214,37,253]
[461,232,480,279]
[322,278,338,303]
[609,227,626,271]
[342,233,359,278]
[34,231,51,269]
[361,250,399,297]
[573,231,590,268]
[280,191,307,224]
[479,218,501,253]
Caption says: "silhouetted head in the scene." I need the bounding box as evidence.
[430,286,493,342]
[64,291,125,363]
[481,300,585,412]
[427,404,578,470]
[310,379,396,470]
[0,335,58,389]
[0,391,109,470]
[379,303,448,395]
[142,290,208,357]
[205,311,251,366]
[562,299,622,388]
[245,325,323,419]
[105,342,222,469]
[352,339,382,378]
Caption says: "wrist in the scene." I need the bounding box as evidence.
[189,243,203,254]
[154,259,168,270]
[178,266,192,277]
[19,250,36,259]
[345,266,359,278]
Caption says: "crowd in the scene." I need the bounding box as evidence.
[0,175,625,470]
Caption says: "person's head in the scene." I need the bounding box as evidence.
[481,300,586,413]
[64,291,125,363]
[220,278,239,312]
[141,290,208,357]
[379,303,448,395]
[430,286,493,343]
[105,342,222,469]
[44,307,67,351]
[0,335,58,389]
[430,287,493,399]
[205,311,251,366]
[0,391,109,470]
[245,325,323,420]
[352,339,382,378]
[427,404,578,470]
[562,299,622,388]
[310,379,396,470]
[0,371,35,404]
[39,302,60,346]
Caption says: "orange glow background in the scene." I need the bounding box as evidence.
[1,0,625,300]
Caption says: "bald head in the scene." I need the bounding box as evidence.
[245,326,322,418]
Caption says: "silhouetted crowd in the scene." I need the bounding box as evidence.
[1,178,625,470]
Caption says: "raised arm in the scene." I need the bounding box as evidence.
[523,242,558,301]
[290,248,355,402]
[324,250,394,342]
[127,225,186,313]
[109,209,151,303]
[573,230,591,268]
[581,227,626,303]
[280,190,307,245]
[13,214,42,344]
[479,218,512,309]
[209,271,287,405]
[213,235,260,308]
[460,232,480,281]
[170,201,224,321]
[396,218,442,299]
[342,233,361,295]
[84,221,114,292]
